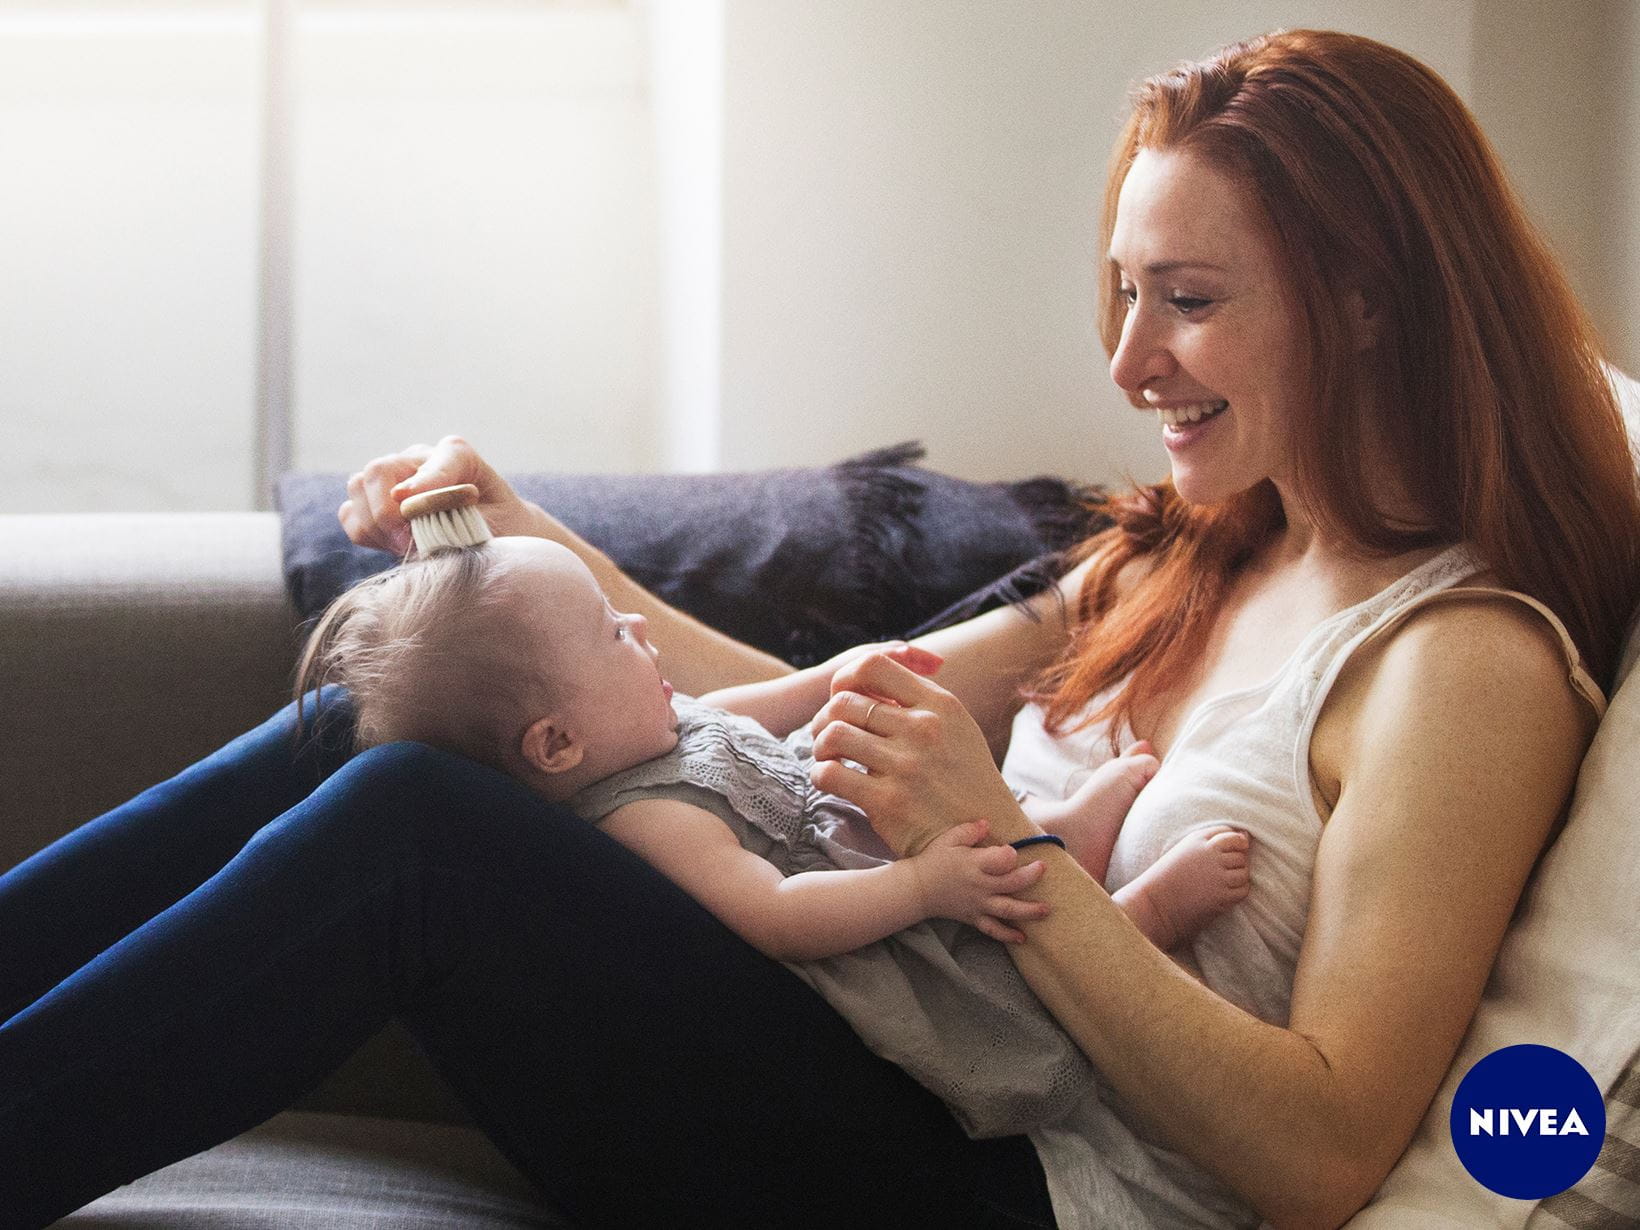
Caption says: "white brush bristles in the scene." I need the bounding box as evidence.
[409,504,493,555]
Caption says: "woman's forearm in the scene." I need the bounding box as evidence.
[980,815,1371,1228]
[516,501,794,694]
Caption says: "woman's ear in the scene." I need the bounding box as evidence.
[520,715,585,777]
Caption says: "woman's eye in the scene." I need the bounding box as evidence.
[1169,295,1213,315]
[1117,284,1137,307]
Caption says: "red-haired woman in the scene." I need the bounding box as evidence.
[5,28,1636,1230]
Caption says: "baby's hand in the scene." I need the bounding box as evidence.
[908,819,1050,944]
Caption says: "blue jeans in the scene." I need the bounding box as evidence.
[0,694,1056,1229]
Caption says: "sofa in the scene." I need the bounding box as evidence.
[3,437,1638,1229]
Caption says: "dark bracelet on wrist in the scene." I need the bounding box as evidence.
[1009,834,1067,852]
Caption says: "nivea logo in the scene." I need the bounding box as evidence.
[1450,1045,1605,1199]
[1467,1107,1590,1136]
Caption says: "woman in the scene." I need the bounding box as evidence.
[4,29,1635,1230]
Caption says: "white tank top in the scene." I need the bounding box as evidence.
[1007,543,1607,1229]
[1002,541,1604,1028]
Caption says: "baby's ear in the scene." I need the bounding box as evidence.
[520,716,584,776]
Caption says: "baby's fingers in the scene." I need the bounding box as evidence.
[982,894,1051,922]
[982,858,1047,895]
[934,818,991,851]
[974,916,1028,945]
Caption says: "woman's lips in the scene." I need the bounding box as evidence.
[1162,406,1229,452]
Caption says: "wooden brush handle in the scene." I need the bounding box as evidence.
[399,484,481,520]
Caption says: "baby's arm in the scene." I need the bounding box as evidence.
[700,642,942,738]
[599,800,1048,961]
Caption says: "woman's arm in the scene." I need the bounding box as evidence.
[598,800,1048,961]
[909,553,1095,757]
[805,604,1595,1229]
[338,436,792,695]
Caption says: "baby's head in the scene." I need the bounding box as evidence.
[296,537,679,799]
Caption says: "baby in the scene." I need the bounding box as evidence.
[297,536,1250,1136]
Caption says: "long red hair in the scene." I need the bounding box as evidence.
[1040,29,1640,745]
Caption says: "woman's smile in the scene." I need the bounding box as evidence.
[1108,146,1304,506]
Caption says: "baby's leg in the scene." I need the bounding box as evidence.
[1114,826,1251,952]
[1021,743,1158,881]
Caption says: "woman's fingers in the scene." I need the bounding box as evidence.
[808,756,887,815]
[881,643,944,678]
[364,452,428,553]
[338,444,434,553]
[807,687,921,741]
[389,436,477,502]
[809,716,894,775]
[830,650,948,710]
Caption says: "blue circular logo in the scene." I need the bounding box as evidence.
[1450,1045,1604,1199]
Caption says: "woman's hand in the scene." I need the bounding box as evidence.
[807,651,1024,858]
[703,641,944,738]
[816,640,944,687]
[337,435,547,554]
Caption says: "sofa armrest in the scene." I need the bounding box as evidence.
[0,513,299,872]
[0,512,481,1125]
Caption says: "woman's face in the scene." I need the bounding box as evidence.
[1107,146,1306,507]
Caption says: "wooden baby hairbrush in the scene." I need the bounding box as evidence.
[398,483,494,555]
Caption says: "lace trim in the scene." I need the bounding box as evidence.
[568,697,809,844]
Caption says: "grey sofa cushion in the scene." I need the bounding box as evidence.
[55,1111,564,1229]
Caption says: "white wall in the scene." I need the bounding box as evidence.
[291,8,659,479]
[1608,0,1640,375]
[3,3,1633,510]
[0,5,655,513]
[1467,0,1637,375]
[716,1,1485,487]
[0,14,261,511]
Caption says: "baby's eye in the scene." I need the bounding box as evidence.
[615,623,629,641]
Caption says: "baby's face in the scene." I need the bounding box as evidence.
[489,538,680,777]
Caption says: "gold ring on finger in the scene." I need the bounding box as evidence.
[863,701,879,732]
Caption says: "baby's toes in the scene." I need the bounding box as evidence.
[1205,827,1250,864]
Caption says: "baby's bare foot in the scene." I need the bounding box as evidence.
[1119,825,1251,951]
[1052,745,1160,878]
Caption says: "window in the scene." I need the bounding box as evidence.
[1,0,653,512]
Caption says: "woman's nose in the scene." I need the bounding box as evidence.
[1108,305,1175,397]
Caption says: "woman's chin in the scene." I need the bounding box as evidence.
[1168,470,1235,506]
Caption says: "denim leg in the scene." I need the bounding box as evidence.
[0,690,354,1025]
[0,740,1053,1230]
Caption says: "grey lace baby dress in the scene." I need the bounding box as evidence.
[566,695,1093,1139]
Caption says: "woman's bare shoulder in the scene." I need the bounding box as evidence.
[1314,587,1598,805]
